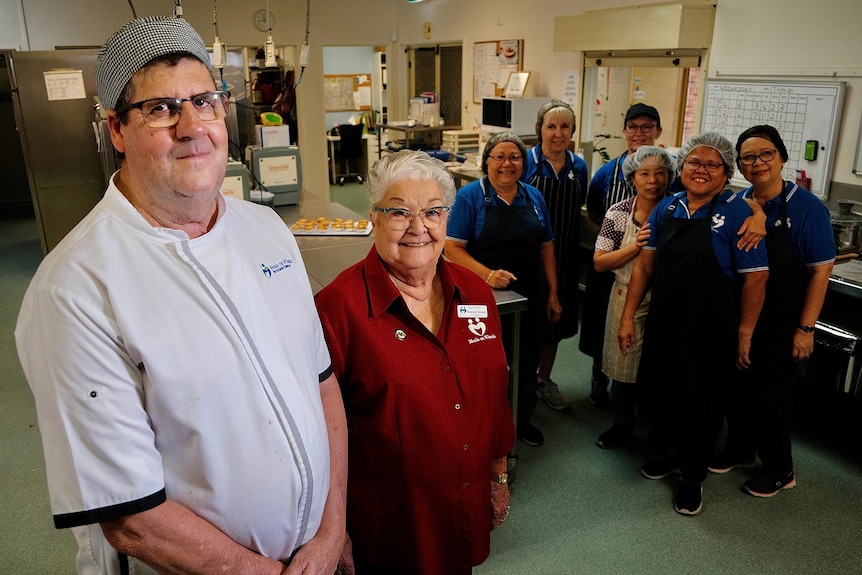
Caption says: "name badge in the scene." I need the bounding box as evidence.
[457,304,488,318]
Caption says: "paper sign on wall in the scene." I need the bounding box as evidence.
[43,70,86,101]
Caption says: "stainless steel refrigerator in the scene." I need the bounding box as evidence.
[7,49,106,254]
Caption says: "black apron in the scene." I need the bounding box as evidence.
[641,194,737,481]
[467,178,546,423]
[527,147,582,341]
[579,156,634,358]
[728,182,806,476]
[751,182,806,358]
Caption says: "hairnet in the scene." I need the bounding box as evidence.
[622,146,676,183]
[534,99,575,141]
[677,132,736,181]
[481,131,527,174]
[96,17,211,110]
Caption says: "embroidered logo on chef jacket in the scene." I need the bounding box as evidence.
[395,329,407,341]
[711,213,726,231]
[260,257,294,277]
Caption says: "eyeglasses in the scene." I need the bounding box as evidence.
[374,206,451,230]
[624,123,657,134]
[739,149,779,166]
[116,91,230,128]
[487,154,523,163]
[683,159,725,173]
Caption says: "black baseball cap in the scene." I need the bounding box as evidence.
[624,103,661,129]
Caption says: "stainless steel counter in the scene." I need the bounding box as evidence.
[829,257,862,299]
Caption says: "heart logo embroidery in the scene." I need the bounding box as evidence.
[468,318,486,337]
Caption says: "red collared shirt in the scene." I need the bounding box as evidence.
[315,246,514,574]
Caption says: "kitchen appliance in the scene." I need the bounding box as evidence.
[250,145,301,206]
[801,286,862,397]
[481,96,547,136]
[830,199,862,255]
[7,49,106,254]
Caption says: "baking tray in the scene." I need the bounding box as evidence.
[290,217,373,236]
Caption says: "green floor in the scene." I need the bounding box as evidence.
[3,200,862,573]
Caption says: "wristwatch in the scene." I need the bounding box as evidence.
[797,324,816,333]
[492,472,508,484]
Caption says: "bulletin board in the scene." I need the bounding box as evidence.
[324,74,372,112]
[701,80,845,199]
[472,39,524,103]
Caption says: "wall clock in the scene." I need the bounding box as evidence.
[253,9,272,32]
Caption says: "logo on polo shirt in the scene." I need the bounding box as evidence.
[711,213,726,231]
[260,257,294,277]
[467,318,497,344]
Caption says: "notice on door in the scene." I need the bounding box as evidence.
[43,70,86,101]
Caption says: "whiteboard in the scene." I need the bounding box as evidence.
[701,80,845,199]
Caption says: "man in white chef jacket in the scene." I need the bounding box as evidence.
[15,16,348,575]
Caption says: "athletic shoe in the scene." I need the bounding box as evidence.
[536,378,570,410]
[641,456,680,480]
[517,423,545,447]
[708,451,757,474]
[742,472,797,498]
[675,479,703,516]
[589,374,611,408]
[596,423,633,449]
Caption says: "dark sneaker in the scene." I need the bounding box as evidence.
[742,472,796,498]
[675,479,703,516]
[517,423,545,447]
[708,451,757,474]
[589,374,611,408]
[536,378,570,410]
[641,456,680,480]
[596,423,633,449]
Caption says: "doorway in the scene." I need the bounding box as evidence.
[579,52,702,176]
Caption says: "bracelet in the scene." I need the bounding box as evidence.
[486,270,494,284]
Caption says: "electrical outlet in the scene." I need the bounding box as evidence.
[423,21,431,39]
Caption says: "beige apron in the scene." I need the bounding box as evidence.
[602,212,651,383]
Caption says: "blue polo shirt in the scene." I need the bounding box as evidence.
[739,181,835,266]
[586,154,627,216]
[645,190,769,281]
[447,178,554,244]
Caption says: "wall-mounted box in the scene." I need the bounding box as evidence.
[554,4,715,52]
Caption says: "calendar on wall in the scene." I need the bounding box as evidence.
[701,80,845,199]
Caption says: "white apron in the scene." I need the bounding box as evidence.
[602,212,651,383]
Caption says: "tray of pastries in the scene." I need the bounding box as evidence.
[291,216,372,236]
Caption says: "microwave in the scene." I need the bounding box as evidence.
[481,96,547,136]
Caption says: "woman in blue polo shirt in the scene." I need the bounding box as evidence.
[709,125,835,498]
[446,131,560,448]
[618,132,769,516]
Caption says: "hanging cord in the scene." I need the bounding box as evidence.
[126,0,137,18]
[213,0,228,89]
[295,0,310,87]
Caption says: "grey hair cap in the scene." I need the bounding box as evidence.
[481,131,527,174]
[677,132,736,181]
[622,145,676,183]
[96,16,211,110]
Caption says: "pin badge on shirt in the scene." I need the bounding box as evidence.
[395,329,407,341]
[457,304,488,318]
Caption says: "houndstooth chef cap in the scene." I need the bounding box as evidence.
[95,16,211,111]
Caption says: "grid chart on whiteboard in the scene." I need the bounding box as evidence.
[703,86,806,182]
[700,80,844,199]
